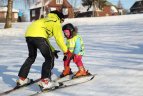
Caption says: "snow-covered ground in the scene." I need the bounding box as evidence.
[0,14,143,96]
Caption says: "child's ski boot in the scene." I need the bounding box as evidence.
[60,67,73,78]
[73,66,91,78]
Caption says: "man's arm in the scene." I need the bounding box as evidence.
[53,23,67,53]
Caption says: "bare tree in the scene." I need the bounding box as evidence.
[82,0,92,11]
[82,0,107,17]
[0,0,7,7]
[92,0,97,17]
[27,0,32,8]
[4,0,13,28]
[82,0,98,16]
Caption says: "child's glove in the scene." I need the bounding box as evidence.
[63,50,73,61]
[54,50,60,59]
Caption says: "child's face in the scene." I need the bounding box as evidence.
[63,30,71,38]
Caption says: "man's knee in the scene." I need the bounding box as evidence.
[27,56,36,63]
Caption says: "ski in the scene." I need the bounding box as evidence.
[30,74,96,96]
[0,73,74,96]
[54,73,74,82]
[0,78,41,96]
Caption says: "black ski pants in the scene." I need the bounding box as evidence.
[18,37,54,79]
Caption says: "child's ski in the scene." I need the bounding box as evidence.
[0,78,41,96]
[30,74,96,96]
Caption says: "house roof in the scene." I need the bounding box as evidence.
[105,1,113,6]
[130,0,143,9]
[46,0,72,8]
[30,0,72,9]
[0,7,18,12]
[111,6,118,12]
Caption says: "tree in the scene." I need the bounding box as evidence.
[82,0,93,11]
[4,0,13,28]
[82,0,107,17]
[99,0,107,9]
[0,0,7,7]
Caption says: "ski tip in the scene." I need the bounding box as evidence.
[90,75,95,80]
[90,73,97,79]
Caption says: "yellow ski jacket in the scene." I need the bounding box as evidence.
[25,13,67,53]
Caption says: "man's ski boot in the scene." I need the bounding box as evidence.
[16,77,33,87]
[38,78,59,90]
[60,67,73,78]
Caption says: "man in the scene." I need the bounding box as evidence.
[17,10,72,89]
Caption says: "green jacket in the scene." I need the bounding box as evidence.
[66,35,85,55]
[25,13,67,53]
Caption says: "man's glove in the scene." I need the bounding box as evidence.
[54,50,60,59]
[63,50,73,61]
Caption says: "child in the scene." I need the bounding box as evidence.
[60,23,90,78]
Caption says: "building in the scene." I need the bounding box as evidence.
[0,7,18,22]
[130,0,143,14]
[30,0,74,21]
[117,0,124,15]
[98,5,118,16]
[75,1,118,17]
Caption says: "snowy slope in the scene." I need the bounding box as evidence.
[0,14,143,96]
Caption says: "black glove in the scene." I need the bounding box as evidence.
[70,55,74,60]
[63,55,67,61]
[54,50,60,59]
[63,50,74,61]
[63,55,74,61]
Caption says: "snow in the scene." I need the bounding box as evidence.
[0,7,18,12]
[0,14,143,96]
